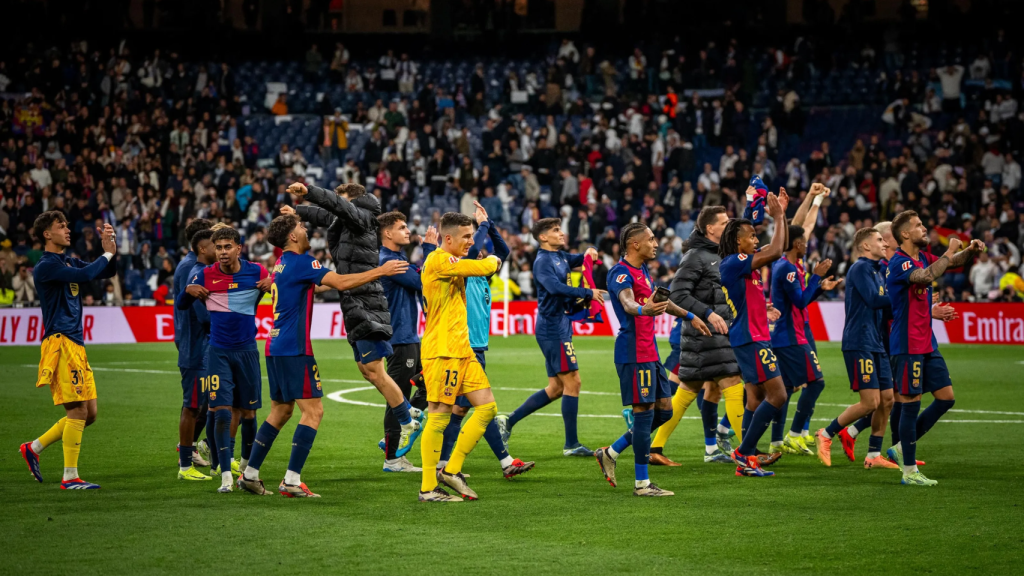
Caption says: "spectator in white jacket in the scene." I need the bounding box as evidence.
[1003,153,1022,191]
[970,251,999,299]
[937,64,964,114]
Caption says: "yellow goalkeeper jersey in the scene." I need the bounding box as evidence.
[421,249,501,359]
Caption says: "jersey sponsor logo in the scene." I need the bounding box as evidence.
[902,261,913,271]
[738,254,749,261]
[449,256,459,264]
[615,274,628,283]
[787,272,795,282]
[311,261,321,269]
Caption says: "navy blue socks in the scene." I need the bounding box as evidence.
[288,424,317,475]
[791,379,825,434]
[738,401,780,456]
[562,395,580,448]
[439,413,465,463]
[900,401,921,469]
[245,421,280,473]
[508,389,554,429]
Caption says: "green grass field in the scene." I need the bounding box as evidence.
[2,337,1023,575]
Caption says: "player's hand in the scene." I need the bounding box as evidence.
[589,289,606,305]
[932,302,959,322]
[813,258,832,276]
[820,275,842,291]
[809,182,826,197]
[99,224,116,254]
[932,291,941,305]
[945,237,962,255]
[279,205,295,216]
[966,239,985,254]
[707,311,729,334]
[256,277,273,292]
[641,299,669,316]
[380,259,410,276]
[287,182,308,197]
[473,201,488,225]
[745,185,757,199]
[690,316,712,337]
[423,226,438,245]
[186,284,209,300]
[778,187,790,212]
[766,192,784,218]
[584,246,599,261]
[767,304,781,322]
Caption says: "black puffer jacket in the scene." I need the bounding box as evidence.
[669,231,739,381]
[296,185,391,343]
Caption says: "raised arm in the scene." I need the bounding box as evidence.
[293,204,337,229]
[750,190,789,270]
[907,238,984,285]
[38,254,114,284]
[791,183,828,242]
[466,220,492,260]
[290,183,375,234]
[488,223,510,262]
[778,261,823,310]
[535,255,593,300]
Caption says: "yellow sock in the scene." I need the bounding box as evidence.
[420,412,450,492]
[62,419,86,471]
[652,387,698,449]
[38,417,67,449]
[723,384,745,445]
[444,402,497,475]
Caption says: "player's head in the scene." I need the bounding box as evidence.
[439,212,475,256]
[378,211,411,248]
[33,210,71,249]
[334,182,367,200]
[190,229,216,265]
[891,210,927,250]
[785,224,807,257]
[718,218,756,257]
[210,227,242,267]
[267,214,309,252]
[532,218,564,249]
[853,227,886,261]
[697,206,728,243]
[184,218,213,249]
[874,221,895,259]
[620,222,657,260]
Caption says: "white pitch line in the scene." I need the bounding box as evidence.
[813,402,1024,416]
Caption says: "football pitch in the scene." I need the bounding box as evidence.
[2,337,1022,575]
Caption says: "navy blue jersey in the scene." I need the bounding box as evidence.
[887,249,939,355]
[719,253,770,347]
[607,260,660,364]
[770,256,821,348]
[266,251,329,356]
[466,220,510,350]
[181,260,267,350]
[174,251,210,369]
[379,243,435,346]
[534,249,589,341]
[842,257,891,353]
[669,317,682,346]
[33,252,116,345]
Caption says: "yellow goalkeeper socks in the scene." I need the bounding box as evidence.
[62,418,86,480]
[652,387,697,449]
[420,412,450,492]
[444,402,497,475]
[33,417,67,453]
[723,384,745,444]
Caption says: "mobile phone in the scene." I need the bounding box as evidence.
[652,286,670,303]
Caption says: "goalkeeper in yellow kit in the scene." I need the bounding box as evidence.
[418,211,503,502]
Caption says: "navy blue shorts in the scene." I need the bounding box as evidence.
[891,351,952,396]
[617,361,672,406]
[776,344,823,389]
[180,368,207,410]
[207,346,262,409]
[266,355,323,403]
[734,342,783,385]
[664,345,682,376]
[843,350,893,391]
[803,324,817,353]
[455,350,487,408]
[537,337,578,377]
[352,339,393,364]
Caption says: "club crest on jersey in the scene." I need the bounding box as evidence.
[615,274,628,283]
[786,272,795,282]
[70,283,79,296]
[228,283,238,289]
[311,260,322,269]
[738,254,749,261]
[406,358,415,368]
[902,261,913,271]
[878,285,885,295]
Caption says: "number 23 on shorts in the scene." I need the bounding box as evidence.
[759,348,777,365]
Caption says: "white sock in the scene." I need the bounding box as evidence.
[866,451,881,459]
[499,455,514,468]
[608,447,620,460]
[240,458,248,471]
[436,459,448,470]
[31,439,45,454]
[903,464,917,475]
[180,466,191,473]
[635,479,650,488]
[787,430,801,439]
[770,441,783,448]
[847,425,861,439]
[716,424,730,436]
[285,470,301,485]
[243,466,260,481]
[221,470,233,486]
[63,467,78,481]
[705,444,717,455]
[893,441,902,452]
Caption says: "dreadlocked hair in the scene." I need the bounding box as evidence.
[619,222,649,254]
[718,218,752,258]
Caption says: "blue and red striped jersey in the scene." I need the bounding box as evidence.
[720,253,770,347]
[886,249,938,355]
[266,251,329,357]
[607,260,660,364]
[189,260,268,350]
[770,255,822,348]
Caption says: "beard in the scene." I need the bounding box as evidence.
[913,237,928,248]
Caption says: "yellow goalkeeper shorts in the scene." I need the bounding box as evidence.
[37,334,96,406]
[423,356,489,405]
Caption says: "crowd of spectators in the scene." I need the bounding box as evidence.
[2,30,1024,308]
